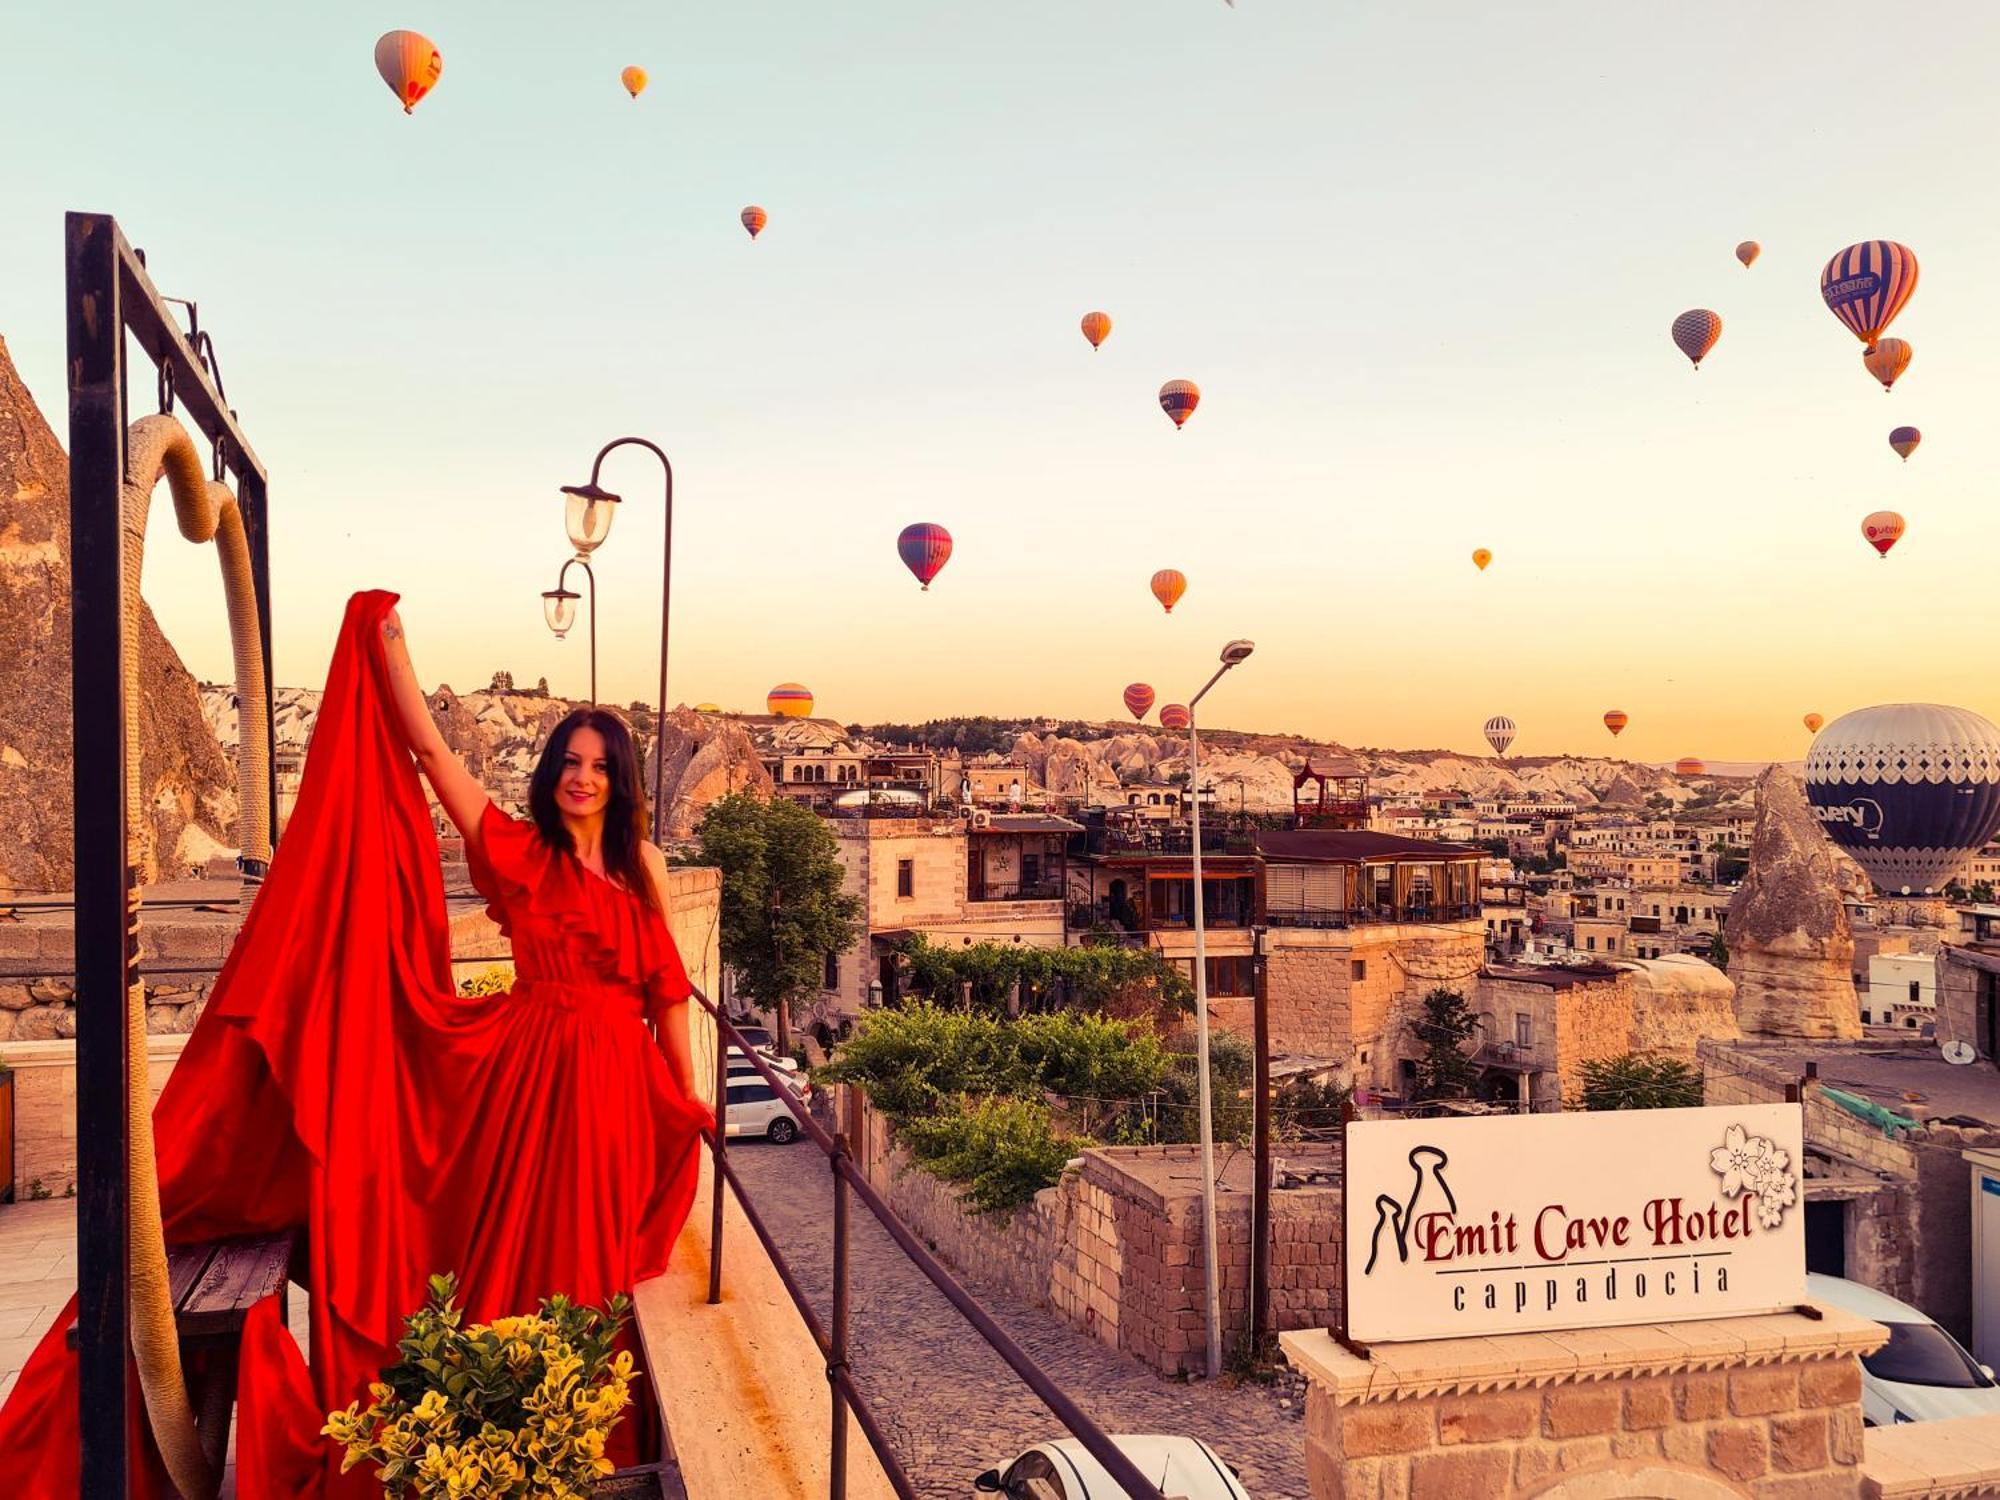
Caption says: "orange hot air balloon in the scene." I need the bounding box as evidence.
[1603,710,1628,737]
[621,66,648,98]
[1675,757,1706,778]
[1159,703,1191,730]
[1159,379,1200,429]
[1736,241,1761,269]
[1081,311,1112,351]
[741,206,768,240]
[1671,309,1723,370]
[1471,548,1492,572]
[1150,568,1187,613]
[767,683,814,717]
[1123,683,1156,721]
[374,30,443,114]
[1862,510,1905,558]
[1804,712,1825,734]
[1864,338,1911,392]
[1889,426,1921,461]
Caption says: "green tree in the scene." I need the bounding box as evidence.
[693,794,861,1051]
[1705,931,1729,970]
[1577,1055,1704,1111]
[1410,988,1481,1101]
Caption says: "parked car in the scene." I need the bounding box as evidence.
[723,1075,806,1144]
[726,1045,800,1076]
[974,1435,1250,1499]
[729,1023,777,1052]
[1807,1273,2000,1424]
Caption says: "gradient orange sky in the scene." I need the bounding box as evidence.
[3,2,1995,763]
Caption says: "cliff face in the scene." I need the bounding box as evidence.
[649,707,775,838]
[0,336,235,894]
[1724,766,1864,1039]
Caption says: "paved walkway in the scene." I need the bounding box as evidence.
[727,1140,1309,1499]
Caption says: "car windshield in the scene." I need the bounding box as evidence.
[1863,1321,1992,1388]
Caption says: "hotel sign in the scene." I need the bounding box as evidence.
[1344,1104,1804,1342]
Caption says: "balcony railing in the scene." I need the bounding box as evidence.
[1265,900,1480,929]
[968,881,1065,903]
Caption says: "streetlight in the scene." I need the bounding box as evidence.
[558,437,675,842]
[1186,637,1254,1378]
[540,556,596,704]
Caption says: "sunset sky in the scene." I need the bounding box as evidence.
[3,2,1997,763]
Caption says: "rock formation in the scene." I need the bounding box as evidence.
[1618,954,1741,1055]
[648,708,775,838]
[1723,766,1863,1038]
[0,335,235,894]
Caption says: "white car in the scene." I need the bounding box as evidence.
[727,1045,800,1076]
[1808,1273,2000,1424]
[974,1435,1250,1500]
[723,1075,806,1144]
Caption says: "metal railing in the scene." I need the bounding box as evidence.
[693,990,1168,1500]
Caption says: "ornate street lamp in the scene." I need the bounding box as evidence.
[540,556,596,704]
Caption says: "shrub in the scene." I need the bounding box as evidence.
[898,1096,1088,1215]
[458,967,513,998]
[1577,1054,1705,1111]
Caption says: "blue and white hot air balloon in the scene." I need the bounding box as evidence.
[1803,703,2000,896]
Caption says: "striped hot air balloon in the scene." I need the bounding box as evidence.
[1483,715,1516,756]
[1821,241,1918,349]
[1864,339,1912,392]
[1159,380,1200,429]
[1889,426,1921,461]
[1675,757,1706,777]
[1159,703,1191,731]
[896,523,952,590]
[1471,548,1492,572]
[1123,683,1156,721]
[1736,241,1761,269]
[1862,511,1905,558]
[374,30,443,114]
[1603,710,1629,737]
[1081,311,1112,351]
[621,66,648,98]
[1671,309,1723,370]
[1150,568,1187,613]
[741,206,768,240]
[1804,712,1825,734]
[767,683,813,717]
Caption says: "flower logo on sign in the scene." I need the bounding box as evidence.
[1709,1124,1798,1231]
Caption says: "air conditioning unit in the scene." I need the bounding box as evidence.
[972,809,993,829]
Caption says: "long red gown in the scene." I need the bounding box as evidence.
[0,590,710,1496]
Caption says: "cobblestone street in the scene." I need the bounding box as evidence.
[726,1141,1307,1499]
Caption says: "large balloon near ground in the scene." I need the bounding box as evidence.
[897,523,952,590]
[1159,380,1200,428]
[1081,312,1112,351]
[1484,715,1516,756]
[621,66,648,98]
[374,30,443,114]
[1821,241,1918,348]
[1671,309,1723,369]
[1123,683,1156,721]
[1805,703,2000,895]
[1889,426,1921,461]
[767,683,814,717]
[741,206,768,239]
[1150,568,1187,613]
[1736,241,1761,269]
[1675,757,1706,777]
[1864,339,1912,392]
[1804,713,1825,734]
[1159,703,1191,731]
[1603,710,1628,737]
[1862,511,1905,558]
[1471,548,1492,572]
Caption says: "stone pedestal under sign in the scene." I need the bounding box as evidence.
[1281,1307,1885,1498]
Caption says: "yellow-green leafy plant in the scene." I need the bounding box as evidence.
[459,966,514,998]
[324,1273,637,1497]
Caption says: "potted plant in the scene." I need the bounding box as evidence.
[325,1273,661,1497]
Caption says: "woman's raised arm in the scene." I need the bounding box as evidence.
[380,608,491,854]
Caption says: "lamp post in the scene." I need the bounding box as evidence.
[1184,638,1255,1377]
[540,556,596,704]
[558,437,674,842]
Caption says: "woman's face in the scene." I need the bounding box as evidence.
[557,726,614,822]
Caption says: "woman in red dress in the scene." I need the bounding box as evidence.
[0,591,711,1496]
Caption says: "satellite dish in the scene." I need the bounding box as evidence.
[1943,1040,1977,1066]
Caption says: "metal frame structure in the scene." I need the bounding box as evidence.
[66,211,274,1496]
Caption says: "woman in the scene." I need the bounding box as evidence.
[0,592,711,1496]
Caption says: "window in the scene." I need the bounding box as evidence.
[1515,1013,1532,1048]
[1205,957,1256,997]
[1351,959,1367,981]
[1909,980,1922,1006]
[824,951,841,989]
[1586,936,1597,951]
[1022,853,1041,888]
[1861,1321,1993,1389]
[897,859,914,898]
[725,1083,775,1106]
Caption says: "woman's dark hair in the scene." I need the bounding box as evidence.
[529,708,659,912]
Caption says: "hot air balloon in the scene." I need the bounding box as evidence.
[621,66,648,98]
[1889,426,1921,461]
[1081,311,1112,351]
[1159,380,1200,429]
[1821,241,1918,349]
[694,702,721,714]
[1805,703,2000,895]
[767,683,813,718]
[1603,710,1628,738]
[897,523,952,591]
[1150,568,1187,613]
[1864,338,1912,392]
[1483,715,1516,757]
[1862,511,1905,558]
[1803,713,1825,734]
[1159,703,1191,731]
[1736,241,1761,269]
[1675,757,1706,778]
[1471,548,1492,572]
[741,206,768,240]
[1123,683,1156,721]
[1671,310,1723,370]
[374,30,443,114]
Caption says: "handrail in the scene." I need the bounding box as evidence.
[692,989,1169,1500]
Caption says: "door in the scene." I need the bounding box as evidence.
[1805,1199,1847,1277]
[968,845,985,901]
